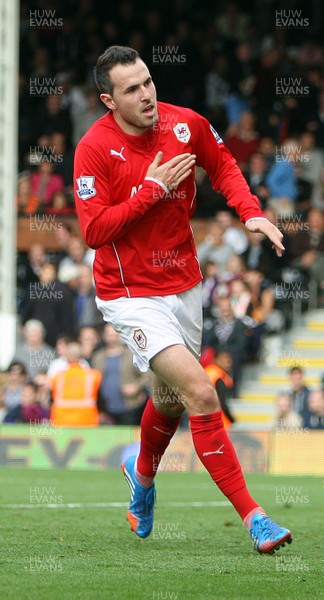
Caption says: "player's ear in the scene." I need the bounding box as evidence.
[100,93,116,111]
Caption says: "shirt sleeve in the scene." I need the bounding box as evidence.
[192,112,266,223]
[73,142,166,249]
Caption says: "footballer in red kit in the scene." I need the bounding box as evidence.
[75,101,267,300]
[74,46,293,554]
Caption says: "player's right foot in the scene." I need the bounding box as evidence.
[121,455,156,539]
[249,513,293,554]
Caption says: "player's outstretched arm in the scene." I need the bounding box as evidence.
[191,113,285,257]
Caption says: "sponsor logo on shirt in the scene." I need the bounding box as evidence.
[133,328,147,350]
[110,147,126,161]
[173,122,191,143]
[76,176,97,200]
[210,124,223,144]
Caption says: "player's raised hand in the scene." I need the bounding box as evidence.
[146,151,196,191]
[245,218,285,257]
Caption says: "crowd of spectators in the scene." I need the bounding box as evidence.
[18,0,324,208]
[6,0,324,425]
[0,320,151,426]
[1,330,324,429]
[273,366,324,430]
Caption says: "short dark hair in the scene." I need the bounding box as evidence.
[8,360,27,375]
[290,366,302,374]
[56,334,76,344]
[94,46,139,95]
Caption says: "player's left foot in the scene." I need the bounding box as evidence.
[121,455,156,539]
[249,513,293,554]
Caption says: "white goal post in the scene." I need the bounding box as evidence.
[0,0,19,368]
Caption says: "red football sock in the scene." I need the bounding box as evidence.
[136,397,181,480]
[189,411,260,521]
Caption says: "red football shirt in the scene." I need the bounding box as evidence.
[74,102,265,300]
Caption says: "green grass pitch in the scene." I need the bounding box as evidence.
[0,469,323,599]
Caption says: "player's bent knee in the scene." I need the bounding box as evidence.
[188,382,220,415]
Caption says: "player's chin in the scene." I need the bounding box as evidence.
[140,114,158,129]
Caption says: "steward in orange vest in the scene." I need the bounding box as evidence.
[201,349,235,429]
[50,342,102,427]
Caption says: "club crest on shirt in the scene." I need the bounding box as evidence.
[76,176,97,200]
[210,124,223,144]
[173,122,191,143]
[133,328,147,350]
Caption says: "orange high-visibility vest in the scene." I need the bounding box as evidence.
[204,364,233,429]
[51,363,102,427]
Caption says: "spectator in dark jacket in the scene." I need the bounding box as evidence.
[304,389,324,429]
[33,94,73,147]
[288,208,324,298]
[19,262,75,346]
[244,152,270,209]
[288,366,312,426]
[203,297,251,396]
[73,264,102,330]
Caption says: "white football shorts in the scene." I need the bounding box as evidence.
[95,283,202,372]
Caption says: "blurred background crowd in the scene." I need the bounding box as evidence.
[3,0,324,428]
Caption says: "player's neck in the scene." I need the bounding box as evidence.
[112,112,153,137]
